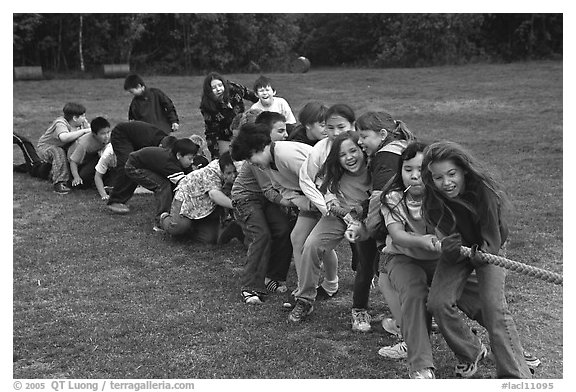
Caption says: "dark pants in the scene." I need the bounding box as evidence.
[124,162,173,224]
[233,196,293,292]
[351,237,379,310]
[74,153,100,189]
[13,132,51,179]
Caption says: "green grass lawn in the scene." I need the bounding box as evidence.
[12,61,563,379]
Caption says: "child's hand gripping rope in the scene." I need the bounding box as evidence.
[438,235,563,285]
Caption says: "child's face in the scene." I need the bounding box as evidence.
[358,129,385,156]
[222,164,238,184]
[338,139,364,174]
[270,121,287,141]
[306,121,327,141]
[248,146,271,170]
[71,113,87,127]
[177,153,196,169]
[402,152,424,197]
[429,159,466,199]
[256,85,275,106]
[210,79,225,99]
[128,85,145,96]
[326,115,354,141]
[95,127,112,144]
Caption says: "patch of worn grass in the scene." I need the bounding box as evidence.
[13,61,562,379]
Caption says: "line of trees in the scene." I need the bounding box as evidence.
[13,13,563,75]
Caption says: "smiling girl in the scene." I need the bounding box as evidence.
[289,131,371,323]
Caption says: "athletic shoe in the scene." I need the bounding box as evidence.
[265,279,288,293]
[134,185,153,195]
[431,317,440,333]
[455,344,488,378]
[378,341,408,359]
[107,203,130,214]
[351,308,372,332]
[53,182,71,195]
[410,368,435,379]
[288,299,313,322]
[523,351,541,368]
[382,318,402,338]
[241,290,264,305]
[152,225,165,233]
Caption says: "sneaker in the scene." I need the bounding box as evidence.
[265,279,288,293]
[241,290,264,305]
[351,308,372,332]
[454,344,488,378]
[410,368,435,379]
[134,185,153,195]
[316,285,338,300]
[107,203,130,214]
[378,341,408,359]
[288,299,313,322]
[53,182,71,194]
[382,318,402,338]
[431,317,440,333]
[524,351,541,369]
[152,225,165,233]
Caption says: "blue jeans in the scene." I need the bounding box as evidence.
[427,257,532,378]
[233,196,293,292]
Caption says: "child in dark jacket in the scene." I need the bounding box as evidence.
[124,138,198,231]
[124,74,180,135]
[199,72,258,159]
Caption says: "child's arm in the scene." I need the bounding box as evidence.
[94,171,108,200]
[208,189,233,209]
[299,153,328,214]
[58,128,91,144]
[69,160,83,186]
[387,222,439,253]
[156,89,179,132]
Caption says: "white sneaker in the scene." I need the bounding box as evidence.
[351,308,371,332]
[378,341,408,359]
[410,368,435,379]
[381,318,402,338]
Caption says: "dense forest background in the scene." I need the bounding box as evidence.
[13,13,563,76]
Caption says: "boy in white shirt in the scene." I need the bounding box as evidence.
[250,76,297,133]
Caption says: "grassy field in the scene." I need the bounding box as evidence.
[12,61,563,380]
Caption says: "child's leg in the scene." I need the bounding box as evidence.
[460,264,532,378]
[192,209,221,244]
[13,133,42,169]
[234,198,272,293]
[76,154,100,188]
[294,215,346,303]
[290,212,320,284]
[264,202,294,283]
[351,238,378,310]
[124,163,172,224]
[36,145,70,184]
[161,197,193,235]
[427,257,481,363]
[108,135,136,205]
[378,271,402,325]
[387,255,436,373]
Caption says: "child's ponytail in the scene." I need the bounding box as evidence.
[392,119,415,143]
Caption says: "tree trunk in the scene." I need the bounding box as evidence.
[79,15,85,72]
